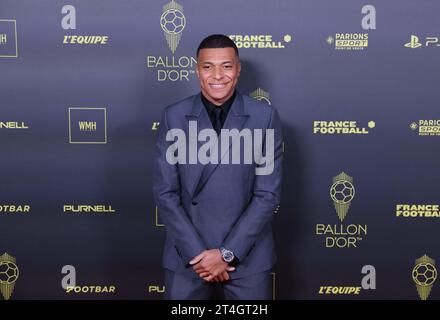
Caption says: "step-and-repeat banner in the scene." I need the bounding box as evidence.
[0,0,439,300]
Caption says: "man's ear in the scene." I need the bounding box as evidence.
[195,66,199,78]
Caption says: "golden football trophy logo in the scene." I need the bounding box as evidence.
[250,87,272,105]
[330,172,355,222]
[412,254,437,300]
[160,0,186,54]
[0,253,19,300]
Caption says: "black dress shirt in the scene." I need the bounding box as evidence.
[201,91,236,135]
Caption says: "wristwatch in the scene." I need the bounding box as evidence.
[220,247,235,264]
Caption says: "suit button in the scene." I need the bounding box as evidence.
[192,201,198,206]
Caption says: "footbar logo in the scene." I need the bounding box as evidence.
[61,265,116,294]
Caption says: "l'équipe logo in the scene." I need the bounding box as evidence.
[146,0,196,82]
[319,265,376,296]
[315,172,368,248]
[61,5,109,45]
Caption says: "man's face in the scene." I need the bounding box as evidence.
[196,47,241,106]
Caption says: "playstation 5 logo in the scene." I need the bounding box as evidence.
[405,35,422,48]
[405,34,440,48]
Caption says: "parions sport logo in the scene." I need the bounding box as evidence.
[325,6,376,51]
[326,33,368,50]
[146,0,196,82]
[410,120,440,136]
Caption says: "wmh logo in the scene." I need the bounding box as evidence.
[79,121,97,131]
[68,107,107,144]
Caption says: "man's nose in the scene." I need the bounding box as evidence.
[213,66,223,79]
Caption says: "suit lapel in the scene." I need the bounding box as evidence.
[184,94,212,197]
[192,93,249,198]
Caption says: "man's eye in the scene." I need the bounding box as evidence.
[203,66,211,70]
[224,65,232,69]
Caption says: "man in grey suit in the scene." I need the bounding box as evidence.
[153,34,283,300]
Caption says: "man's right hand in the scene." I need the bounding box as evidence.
[190,250,235,282]
[213,270,230,282]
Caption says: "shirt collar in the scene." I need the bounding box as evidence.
[201,90,236,114]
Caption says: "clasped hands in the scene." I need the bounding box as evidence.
[189,249,235,282]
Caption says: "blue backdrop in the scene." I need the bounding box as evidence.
[0,0,439,300]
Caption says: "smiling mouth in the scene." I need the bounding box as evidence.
[209,83,229,89]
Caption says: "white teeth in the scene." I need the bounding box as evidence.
[210,84,226,88]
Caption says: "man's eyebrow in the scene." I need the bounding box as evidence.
[201,60,235,65]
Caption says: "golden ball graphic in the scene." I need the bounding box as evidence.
[0,261,19,285]
[160,9,186,35]
[413,263,437,286]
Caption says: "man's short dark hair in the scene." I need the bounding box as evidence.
[197,34,239,58]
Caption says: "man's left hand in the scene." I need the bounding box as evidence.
[189,249,235,282]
